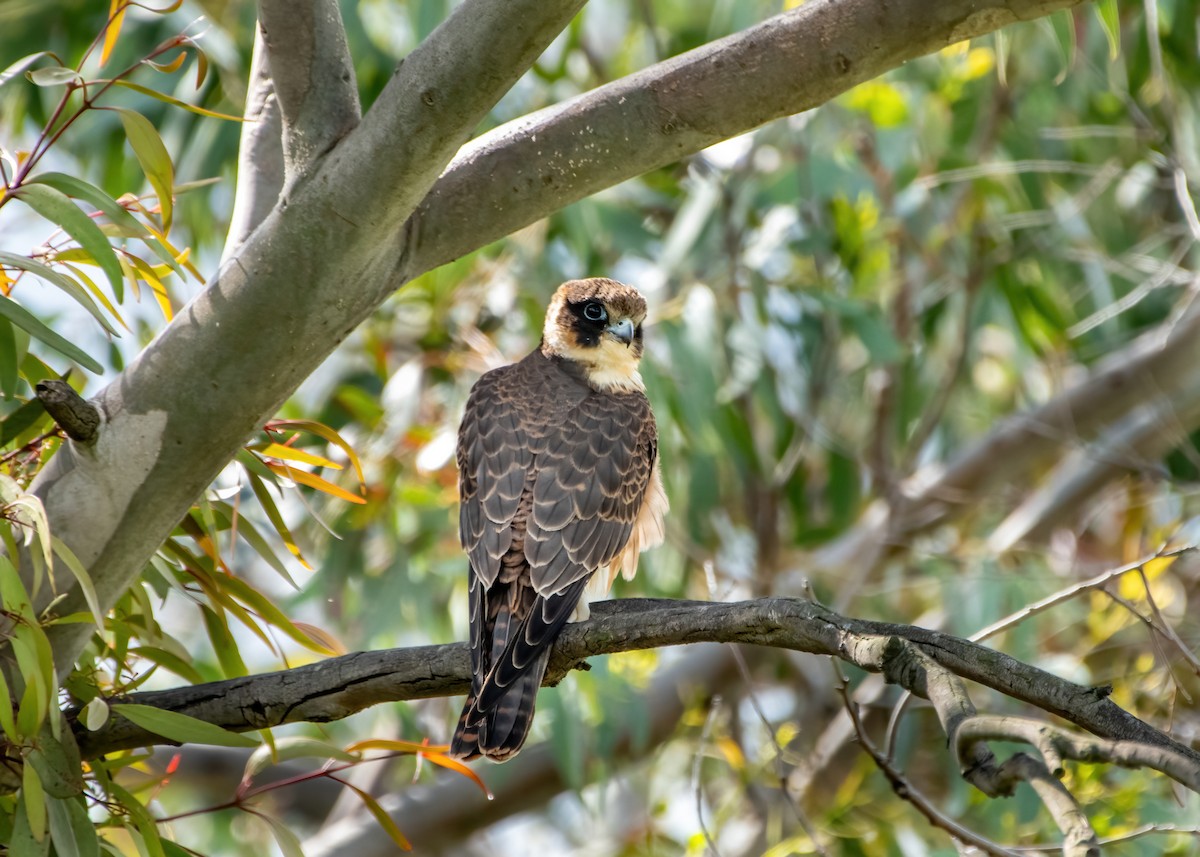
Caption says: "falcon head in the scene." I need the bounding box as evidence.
[541,278,648,392]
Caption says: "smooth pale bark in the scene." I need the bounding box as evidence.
[221,27,285,263]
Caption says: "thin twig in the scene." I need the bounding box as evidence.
[883,545,1194,757]
[832,662,1023,857]
[692,694,724,857]
[728,646,829,856]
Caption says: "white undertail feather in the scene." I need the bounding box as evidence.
[572,459,668,621]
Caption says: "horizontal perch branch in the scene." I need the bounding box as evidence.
[72,597,1200,782]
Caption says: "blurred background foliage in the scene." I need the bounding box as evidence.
[3,0,1200,854]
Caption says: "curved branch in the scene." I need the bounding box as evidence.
[72,597,1200,782]
[256,0,360,176]
[403,0,1086,279]
[956,715,1200,793]
[221,25,284,263]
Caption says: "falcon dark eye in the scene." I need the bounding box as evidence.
[582,301,607,323]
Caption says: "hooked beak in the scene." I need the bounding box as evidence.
[606,318,635,346]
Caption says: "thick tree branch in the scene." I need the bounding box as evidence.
[402,0,1086,279]
[324,0,587,232]
[221,26,284,263]
[988,377,1200,551]
[71,597,1200,785]
[896,304,1200,538]
[256,0,360,177]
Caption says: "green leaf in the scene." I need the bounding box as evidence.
[218,573,335,655]
[50,537,104,631]
[0,53,49,90]
[27,724,83,799]
[1096,0,1120,59]
[22,762,46,843]
[211,502,297,588]
[28,173,183,280]
[128,646,204,684]
[201,605,248,678]
[0,397,49,448]
[0,669,17,737]
[112,108,175,230]
[104,781,164,857]
[47,795,99,857]
[241,460,311,569]
[81,697,109,732]
[0,318,19,399]
[108,80,246,122]
[0,293,103,373]
[12,184,126,305]
[26,67,81,88]
[262,814,306,857]
[1047,9,1076,83]
[0,554,35,620]
[0,251,118,338]
[243,737,357,782]
[6,496,53,586]
[112,703,259,748]
[10,788,49,857]
[343,782,412,851]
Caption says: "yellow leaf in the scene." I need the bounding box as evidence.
[964,47,995,80]
[715,736,745,772]
[265,462,367,505]
[258,442,342,470]
[292,621,347,655]
[100,0,127,67]
[842,81,908,128]
[1142,555,1176,579]
[61,262,130,332]
[127,255,173,321]
[269,419,366,486]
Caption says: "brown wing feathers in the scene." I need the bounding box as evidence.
[450,346,658,761]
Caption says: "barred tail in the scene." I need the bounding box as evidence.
[450,649,549,761]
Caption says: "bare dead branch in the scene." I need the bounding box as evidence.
[988,379,1200,551]
[993,753,1099,857]
[956,714,1200,793]
[896,302,1200,538]
[69,596,1200,789]
[34,380,99,444]
[884,546,1196,756]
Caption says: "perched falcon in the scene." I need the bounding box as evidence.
[449,278,668,762]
